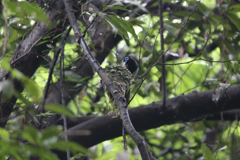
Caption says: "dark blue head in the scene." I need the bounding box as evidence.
[123,57,129,62]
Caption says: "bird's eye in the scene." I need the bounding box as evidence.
[124,57,129,61]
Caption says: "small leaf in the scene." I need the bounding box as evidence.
[103,2,128,11]
[90,40,97,52]
[106,15,129,39]
[0,128,9,141]
[233,62,240,74]
[97,11,107,19]
[106,5,128,11]
[0,80,14,100]
[22,126,40,144]
[189,144,200,150]
[5,1,48,23]
[42,126,62,141]
[45,104,74,117]
[64,71,82,82]
[106,1,124,7]
[177,126,187,133]
[21,76,41,102]
[104,19,118,35]
[46,44,53,49]
[174,11,202,20]
[89,13,96,22]
[109,15,138,40]
[202,143,214,160]
[179,134,189,143]
[229,4,240,13]
[227,13,240,31]
[143,41,154,53]
[24,145,59,159]
[51,140,88,154]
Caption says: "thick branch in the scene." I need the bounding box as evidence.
[56,85,240,150]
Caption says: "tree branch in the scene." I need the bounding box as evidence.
[54,85,240,154]
[62,0,150,159]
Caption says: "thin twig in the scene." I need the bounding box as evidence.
[159,0,167,109]
[2,1,8,59]
[60,38,70,160]
[139,1,201,80]
[129,2,202,106]
[39,27,71,112]
[82,0,113,36]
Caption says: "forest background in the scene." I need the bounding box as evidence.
[0,0,240,159]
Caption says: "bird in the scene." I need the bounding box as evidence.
[122,56,139,79]
[102,56,139,118]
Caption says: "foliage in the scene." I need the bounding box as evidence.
[0,0,240,159]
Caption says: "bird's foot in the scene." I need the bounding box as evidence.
[108,110,118,118]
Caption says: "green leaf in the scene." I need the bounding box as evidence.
[0,80,14,100]
[108,15,138,41]
[179,134,188,143]
[4,1,48,23]
[0,128,9,141]
[106,1,124,8]
[52,140,88,154]
[230,134,238,160]
[103,1,128,11]
[189,144,200,150]
[21,76,41,102]
[90,40,97,52]
[45,104,74,117]
[22,126,41,144]
[227,13,240,31]
[0,59,12,71]
[106,15,129,39]
[24,145,59,160]
[229,4,240,13]
[98,151,118,160]
[177,126,186,133]
[233,62,240,74]
[64,71,82,82]
[174,11,202,20]
[202,143,214,160]
[97,11,107,19]
[198,2,210,14]
[106,5,128,11]
[119,17,138,41]
[42,126,62,141]
[0,61,41,102]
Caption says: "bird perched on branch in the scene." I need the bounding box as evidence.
[102,56,138,118]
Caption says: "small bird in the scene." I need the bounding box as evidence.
[122,56,139,103]
[102,56,138,117]
[122,56,139,79]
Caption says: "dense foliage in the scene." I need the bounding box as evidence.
[0,0,240,159]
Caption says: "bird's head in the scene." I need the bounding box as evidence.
[122,56,139,74]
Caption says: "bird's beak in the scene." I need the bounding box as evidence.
[122,62,126,68]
